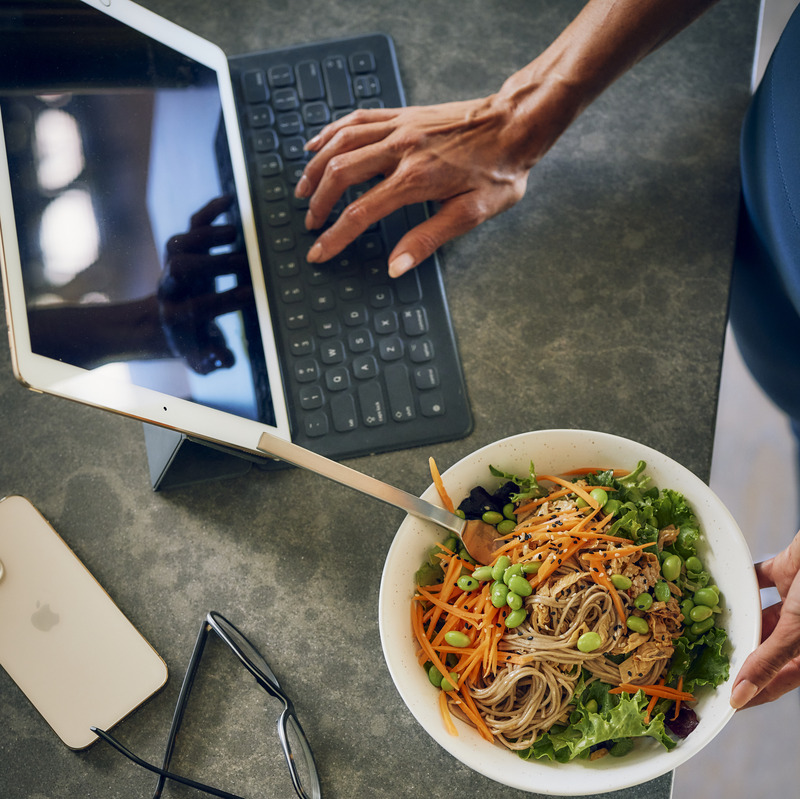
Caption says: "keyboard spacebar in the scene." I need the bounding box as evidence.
[384,363,416,421]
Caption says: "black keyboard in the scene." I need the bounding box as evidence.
[229,34,472,460]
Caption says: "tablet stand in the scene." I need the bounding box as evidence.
[142,424,262,490]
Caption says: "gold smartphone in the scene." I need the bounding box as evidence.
[0,495,168,749]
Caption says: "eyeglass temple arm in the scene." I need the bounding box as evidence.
[152,617,214,798]
[91,726,245,799]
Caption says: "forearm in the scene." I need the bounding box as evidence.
[494,0,722,167]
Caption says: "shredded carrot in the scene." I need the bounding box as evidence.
[644,678,666,723]
[438,689,458,736]
[673,676,685,720]
[584,554,628,623]
[429,456,455,514]
[610,683,695,702]
[536,475,599,508]
[581,541,655,560]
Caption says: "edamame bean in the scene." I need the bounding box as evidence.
[505,608,528,628]
[689,605,713,623]
[575,496,588,508]
[627,616,650,635]
[491,555,511,581]
[507,574,533,597]
[685,556,703,573]
[440,672,460,691]
[522,561,541,574]
[661,554,682,582]
[506,591,523,611]
[427,664,443,687]
[680,599,695,617]
[443,535,458,552]
[610,574,632,591]
[502,563,523,585]
[603,498,622,516]
[482,510,504,526]
[690,617,715,636]
[654,581,671,603]
[577,632,602,652]
[444,630,472,648]
[472,566,494,582]
[584,699,599,714]
[497,519,517,535]
[456,575,479,592]
[634,592,653,611]
[590,488,608,506]
[693,587,719,608]
[503,503,517,521]
[491,581,509,608]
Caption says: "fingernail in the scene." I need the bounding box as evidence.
[730,679,758,709]
[307,242,323,263]
[388,252,415,278]
[295,174,310,198]
[304,134,321,151]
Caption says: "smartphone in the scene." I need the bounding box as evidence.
[0,495,168,749]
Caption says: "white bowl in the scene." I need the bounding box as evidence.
[378,429,761,795]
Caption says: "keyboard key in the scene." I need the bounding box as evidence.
[270,231,296,252]
[316,314,341,338]
[395,270,422,303]
[296,60,325,100]
[257,152,283,177]
[262,178,288,201]
[343,305,368,326]
[277,112,303,136]
[408,338,434,362]
[414,365,439,389]
[268,64,294,87]
[282,136,307,160]
[348,329,373,352]
[358,381,387,427]
[253,130,278,152]
[272,87,300,111]
[295,359,320,382]
[289,332,314,356]
[374,309,398,335]
[303,101,331,126]
[378,336,403,361]
[322,56,354,108]
[304,411,329,437]
[320,341,345,364]
[275,255,300,276]
[280,280,304,303]
[299,385,324,409]
[248,105,274,127]
[285,309,309,329]
[401,307,428,336]
[349,51,376,74]
[352,354,378,379]
[325,367,350,391]
[385,363,416,421]
[242,69,269,103]
[353,75,380,98]
[266,202,291,227]
[330,394,358,432]
[420,392,446,417]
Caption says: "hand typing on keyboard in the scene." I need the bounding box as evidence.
[297,0,720,278]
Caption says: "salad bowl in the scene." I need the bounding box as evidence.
[378,429,761,795]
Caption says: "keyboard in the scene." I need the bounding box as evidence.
[229,34,472,461]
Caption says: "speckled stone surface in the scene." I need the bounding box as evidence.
[0,1,758,797]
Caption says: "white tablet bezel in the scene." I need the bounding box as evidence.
[0,0,291,456]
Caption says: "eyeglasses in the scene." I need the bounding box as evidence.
[92,611,321,799]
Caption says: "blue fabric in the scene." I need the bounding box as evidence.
[730,3,800,432]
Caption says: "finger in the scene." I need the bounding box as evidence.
[304,145,398,231]
[730,606,800,708]
[304,107,402,153]
[306,177,411,263]
[297,121,399,204]
[190,195,234,228]
[166,224,238,255]
[735,657,800,708]
[189,285,253,321]
[386,192,495,277]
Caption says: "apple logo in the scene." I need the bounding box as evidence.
[31,601,60,632]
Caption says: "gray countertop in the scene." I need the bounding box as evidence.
[0,1,758,797]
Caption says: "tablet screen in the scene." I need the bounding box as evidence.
[0,1,277,426]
